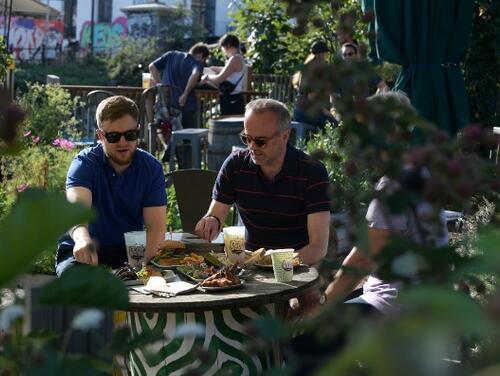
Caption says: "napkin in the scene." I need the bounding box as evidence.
[144,277,199,297]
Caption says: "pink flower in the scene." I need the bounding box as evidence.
[17,183,28,193]
[23,130,32,137]
[52,138,74,151]
[31,135,40,144]
[60,139,74,151]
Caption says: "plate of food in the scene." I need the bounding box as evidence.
[199,266,244,292]
[114,264,175,285]
[176,264,218,282]
[151,240,205,269]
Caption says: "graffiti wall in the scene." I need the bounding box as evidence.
[127,14,154,39]
[0,17,64,61]
[80,17,128,51]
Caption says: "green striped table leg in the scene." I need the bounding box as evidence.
[127,304,276,375]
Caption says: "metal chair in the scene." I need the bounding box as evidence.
[169,128,209,171]
[83,90,115,144]
[168,169,218,233]
[289,121,317,144]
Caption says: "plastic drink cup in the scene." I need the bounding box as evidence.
[270,249,294,282]
[142,73,152,88]
[124,231,146,268]
[223,226,246,264]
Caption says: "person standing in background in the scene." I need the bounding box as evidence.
[149,43,210,128]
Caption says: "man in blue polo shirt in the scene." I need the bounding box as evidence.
[149,42,210,129]
[195,99,331,265]
[55,96,167,276]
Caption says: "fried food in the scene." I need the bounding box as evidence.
[200,266,241,288]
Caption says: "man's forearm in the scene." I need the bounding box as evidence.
[183,72,201,97]
[145,225,165,261]
[296,242,326,265]
[324,247,372,303]
[149,64,161,85]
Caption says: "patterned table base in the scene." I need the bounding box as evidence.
[127,304,276,375]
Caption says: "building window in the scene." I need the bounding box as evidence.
[98,0,113,23]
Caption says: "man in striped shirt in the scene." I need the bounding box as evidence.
[195,99,331,265]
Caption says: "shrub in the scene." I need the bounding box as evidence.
[106,37,160,86]
[18,83,81,144]
[14,57,110,94]
[0,141,79,275]
[305,123,373,212]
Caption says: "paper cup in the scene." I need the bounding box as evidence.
[270,249,294,282]
[124,231,146,268]
[223,226,246,264]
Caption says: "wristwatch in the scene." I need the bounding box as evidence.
[319,292,328,305]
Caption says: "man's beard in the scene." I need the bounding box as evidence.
[106,147,136,166]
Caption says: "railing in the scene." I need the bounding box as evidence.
[60,85,268,152]
[61,85,144,104]
[195,89,268,128]
[251,74,295,106]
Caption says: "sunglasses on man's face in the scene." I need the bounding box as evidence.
[240,130,281,148]
[343,52,355,57]
[99,129,140,143]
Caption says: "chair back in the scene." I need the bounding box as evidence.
[171,169,218,232]
[84,90,115,143]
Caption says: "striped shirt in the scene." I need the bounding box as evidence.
[213,143,331,251]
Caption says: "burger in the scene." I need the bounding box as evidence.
[158,239,186,253]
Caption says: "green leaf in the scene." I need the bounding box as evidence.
[38,265,129,309]
[0,189,92,286]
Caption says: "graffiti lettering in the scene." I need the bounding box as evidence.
[0,17,64,61]
[80,17,127,51]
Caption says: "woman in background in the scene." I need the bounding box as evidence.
[202,34,246,116]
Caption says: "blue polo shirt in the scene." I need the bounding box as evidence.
[213,143,331,251]
[153,50,203,111]
[59,144,166,250]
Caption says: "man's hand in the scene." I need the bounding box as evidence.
[179,93,187,107]
[73,238,98,265]
[195,216,220,242]
[287,290,322,321]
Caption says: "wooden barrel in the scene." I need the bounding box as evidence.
[208,116,245,171]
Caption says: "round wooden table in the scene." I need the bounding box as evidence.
[125,267,319,375]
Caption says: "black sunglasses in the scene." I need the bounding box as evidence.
[99,129,140,143]
[240,131,280,148]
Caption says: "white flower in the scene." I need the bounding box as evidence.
[0,304,24,331]
[71,309,104,331]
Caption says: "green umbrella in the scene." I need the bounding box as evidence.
[372,0,473,134]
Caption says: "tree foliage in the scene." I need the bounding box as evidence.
[231,0,367,75]
[463,0,500,126]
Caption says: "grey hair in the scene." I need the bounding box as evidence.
[368,90,412,108]
[245,98,291,131]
